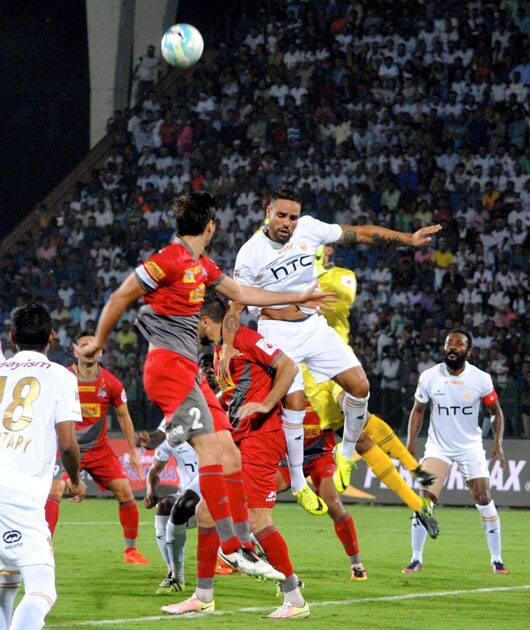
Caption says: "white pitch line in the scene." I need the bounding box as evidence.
[47,584,530,627]
[59,522,151,526]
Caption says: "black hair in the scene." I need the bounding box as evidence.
[270,185,302,206]
[75,329,96,342]
[199,297,228,323]
[11,304,52,352]
[447,329,473,349]
[174,192,217,236]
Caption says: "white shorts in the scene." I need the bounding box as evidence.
[258,314,360,394]
[423,441,489,481]
[0,490,54,570]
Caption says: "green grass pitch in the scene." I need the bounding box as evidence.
[42,500,529,629]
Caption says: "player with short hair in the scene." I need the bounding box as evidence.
[144,438,200,593]
[162,298,308,620]
[0,304,86,630]
[81,192,327,589]
[403,330,508,574]
[45,330,150,565]
[224,186,441,515]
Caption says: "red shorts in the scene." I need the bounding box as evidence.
[279,432,336,494]
[144,349,231,435]
[62,441,127,492]
[238,430,286,508]
[144,349,199,417]
[199,376,231,432]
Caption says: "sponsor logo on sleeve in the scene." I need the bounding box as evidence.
[256,338,278,356]
[145,260,166,282]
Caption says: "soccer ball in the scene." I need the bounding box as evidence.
[161,23,204,68]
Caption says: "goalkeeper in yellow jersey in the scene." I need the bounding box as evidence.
[303,245,439,538]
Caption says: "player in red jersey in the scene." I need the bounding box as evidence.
[277,404,367,581]
[80,192,328,605]
[45,330,150,565]
[174,297,309,620]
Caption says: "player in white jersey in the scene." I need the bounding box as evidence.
[403,330,509,574]
[0,304,85,630]
[223,185,441,514]
[144,438,200,593]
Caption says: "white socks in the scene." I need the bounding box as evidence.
[155,514,171,569]
[0,570,20,630]
[281,408,306,493]
[166,520,188,582]
[476,500,502,563]
[410,513,427,563]
[10,565,56,630]
[341,393,369,459]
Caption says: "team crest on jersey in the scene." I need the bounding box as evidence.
[463,391,472,400]
[183,269,196,283]
[98,388,107,399]
[145,260,166,282]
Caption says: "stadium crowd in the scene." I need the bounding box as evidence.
[0,0,528,435]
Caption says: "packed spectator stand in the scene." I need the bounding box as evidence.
[0,0,528,435]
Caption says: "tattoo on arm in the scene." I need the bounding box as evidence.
[340,226,357,244]
[372,234,403,247]
[224,314,240,332]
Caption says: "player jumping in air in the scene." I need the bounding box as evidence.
[303,244,439,537]
[45,330,150,565]
[404,330,508,574]
[223,185,441,517]
[0,304,86,630]
[80,192,329,587]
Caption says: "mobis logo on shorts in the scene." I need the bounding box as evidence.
[2,529,23,549]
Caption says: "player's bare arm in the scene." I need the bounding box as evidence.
[487,398,506,469]
[339,224,442,247]
[406,400,427,457]
[219,301,245,382]
[237,354,297,419]
[56,420,86,502]
[144,458,165,508]
[83,273,146,356]
[215,275,332,308]
[116,403,145,479]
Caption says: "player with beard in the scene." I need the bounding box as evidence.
[223,186,441,516]
[403,330,509,574]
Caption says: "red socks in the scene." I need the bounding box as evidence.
[199,465,240,554]
[45,495,61,536]
[224,470,252,547]
[256,525,294,579]
[119,499,139,543]
[334,513,359,557]
[197,526,220,580]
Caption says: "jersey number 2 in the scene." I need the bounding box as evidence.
[0,376,41,431]
[188,406,204,430]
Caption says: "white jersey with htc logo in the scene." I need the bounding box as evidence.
[234,215,359,393]
[415,361,495,456]
[0,351,82,505]
[234,215,343,315]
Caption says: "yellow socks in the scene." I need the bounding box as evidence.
[362,445,422,512]
[364,414,418,472]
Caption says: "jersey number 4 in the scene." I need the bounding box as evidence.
[0,376,41,431]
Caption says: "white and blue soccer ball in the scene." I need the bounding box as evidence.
[161,23,204,68]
